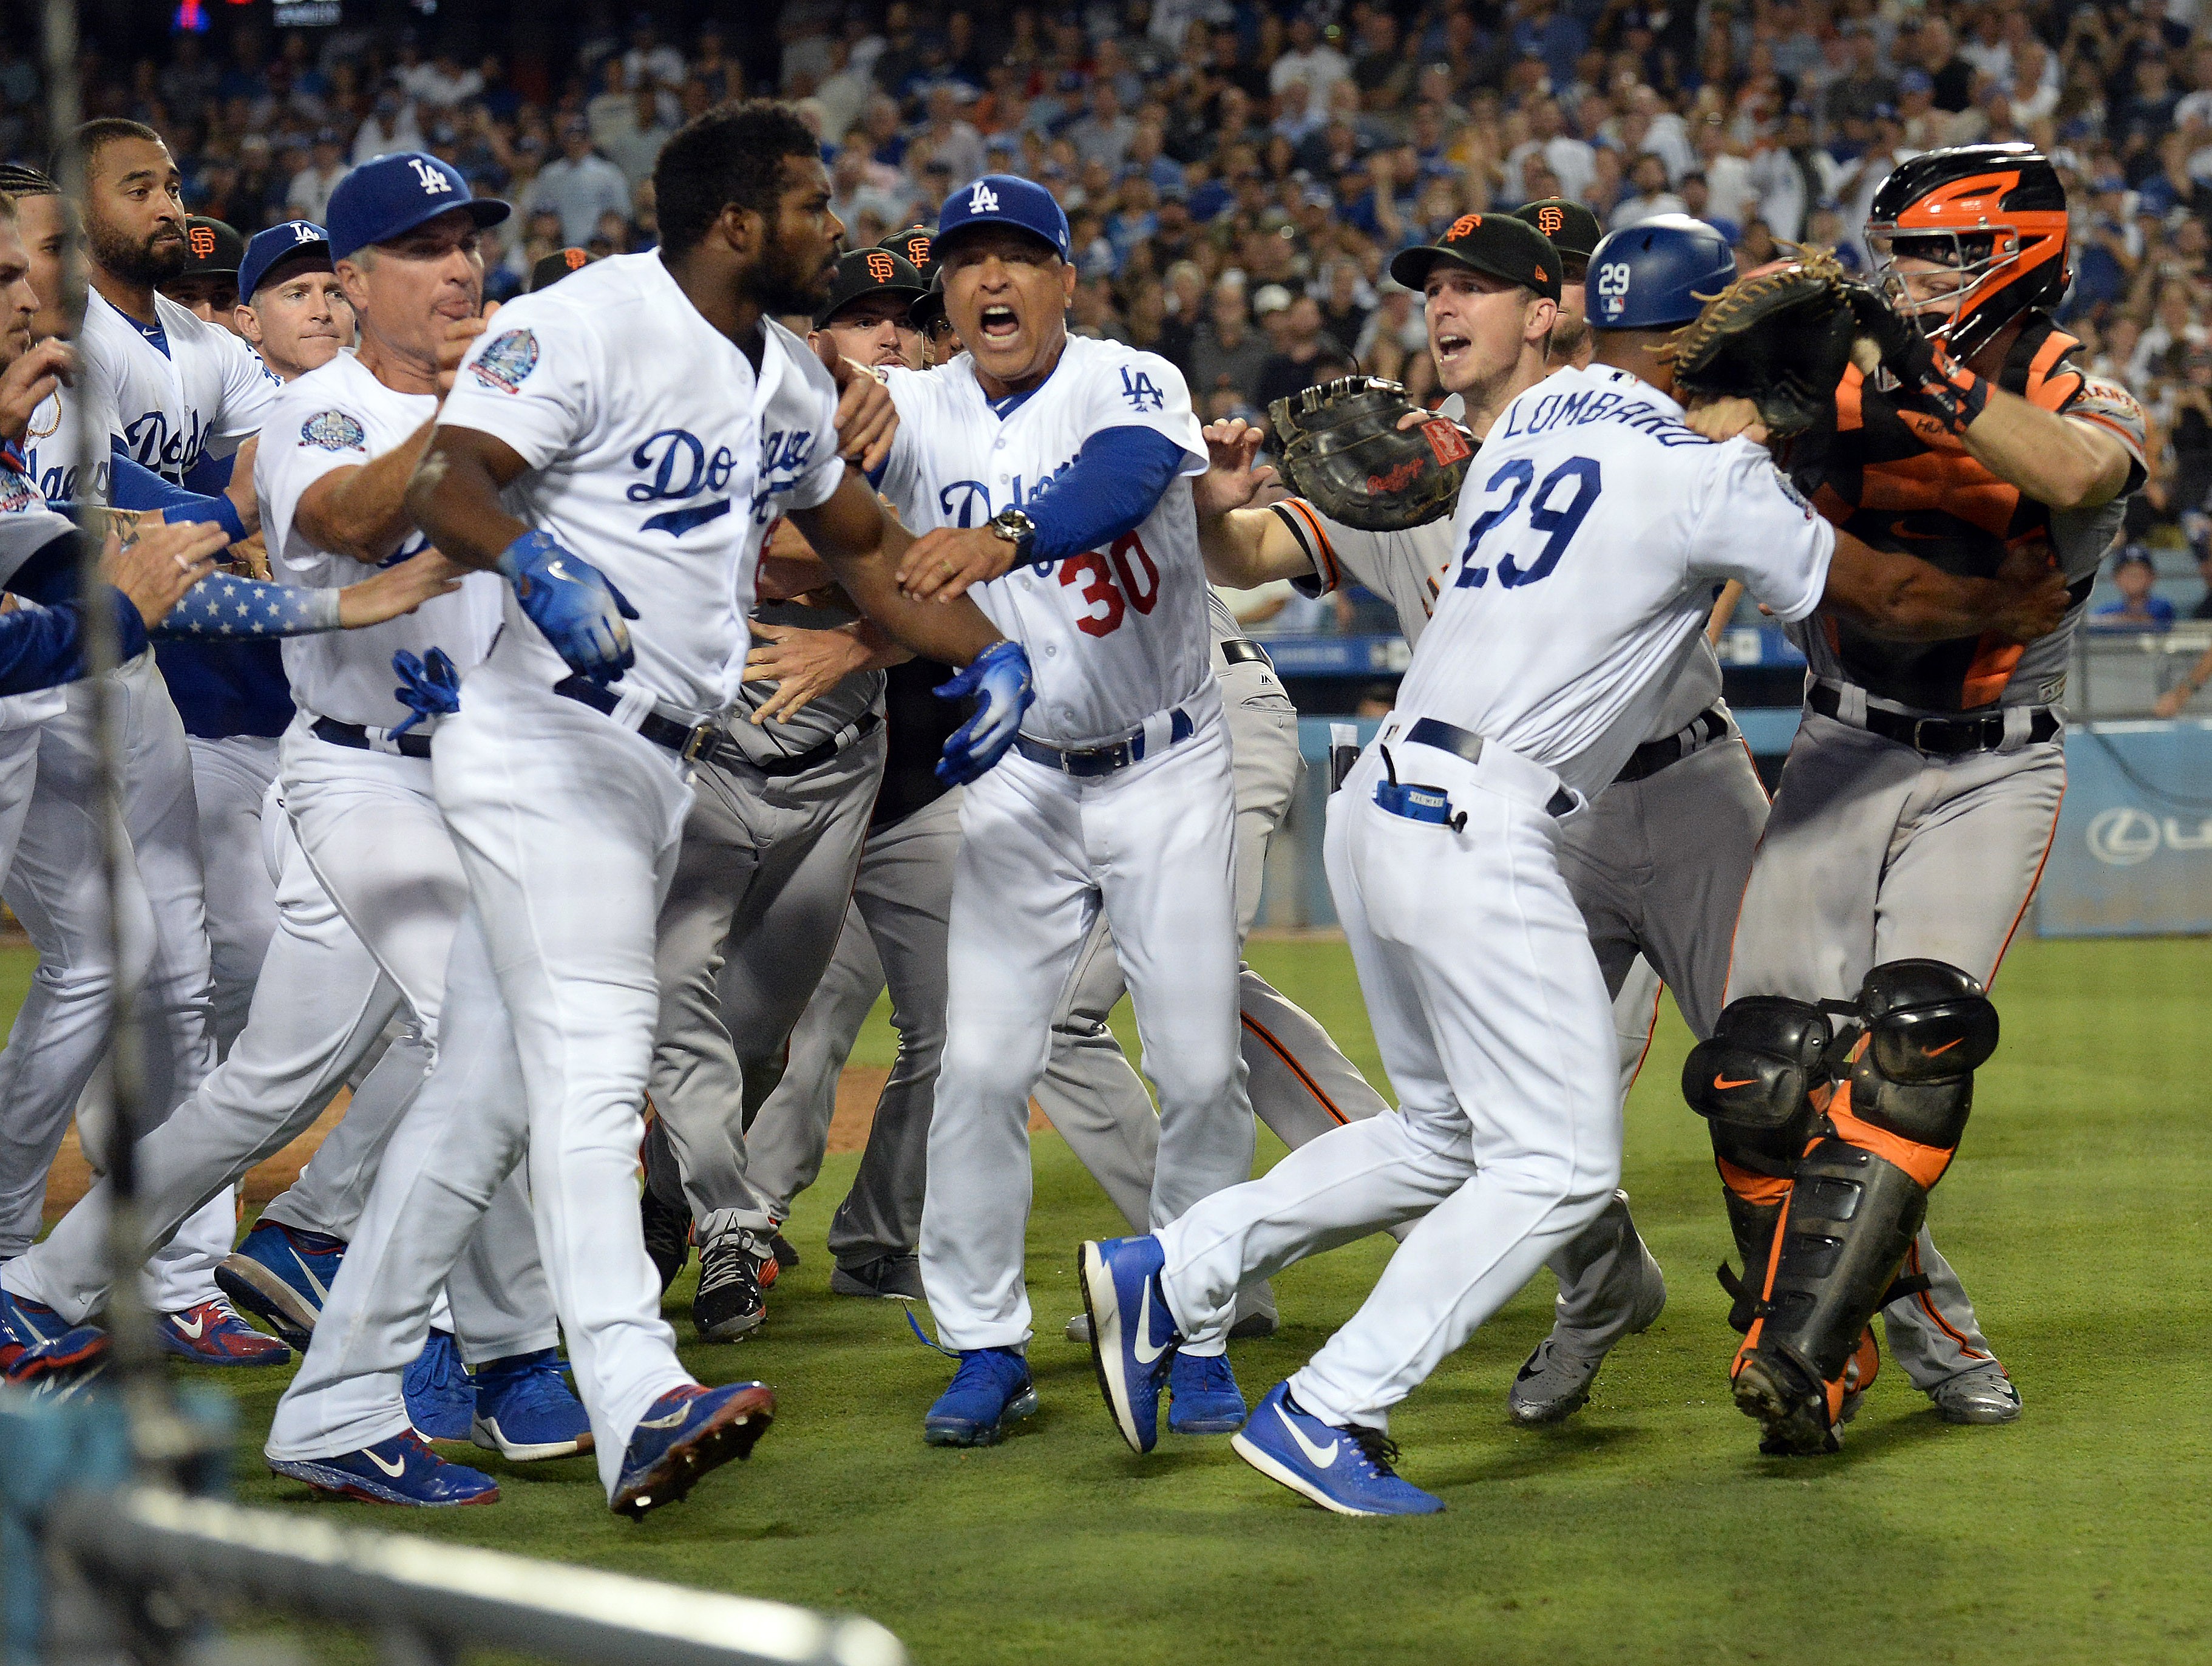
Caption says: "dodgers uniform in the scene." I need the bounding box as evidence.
[1150,365,1836,1430]
[881,335,1253,1354]
[271,253,843,1497]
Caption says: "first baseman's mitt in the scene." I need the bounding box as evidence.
[1269,376,1474,531]
[1665,248,1877,437]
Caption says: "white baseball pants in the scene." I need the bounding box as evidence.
[185,734,282,1056]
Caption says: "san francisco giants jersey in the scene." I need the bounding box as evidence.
[878,336,1210,748]
[1396,365,1831,798]
[440,252,843,722]
[81,288,274,484]
[259,350,504,730]
[1274,495,1724,743]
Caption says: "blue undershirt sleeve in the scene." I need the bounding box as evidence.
[0,591,148,692]
[108,445,248,543]
[1021,427,1189,562]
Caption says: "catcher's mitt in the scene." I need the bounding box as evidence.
[1665,248,1876,437]
[1269,376,1473,531]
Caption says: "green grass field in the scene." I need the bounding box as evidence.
[29,934,2212,1664]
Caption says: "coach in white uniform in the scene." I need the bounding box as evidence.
[1080,215,2072,1515]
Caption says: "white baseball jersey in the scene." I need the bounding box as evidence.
[1396,365,1832,798]
[81,288,274,483]
[0,447,82,727]
[258,351,505,729]
[879,336,1210,748]
[1276,494,1724,743]
[21,384,114,508]
[439,252,844,722]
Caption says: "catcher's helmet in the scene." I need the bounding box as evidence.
[1864,142,2068,361]
[1586,214,1737,331]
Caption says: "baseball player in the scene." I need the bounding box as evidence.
[1706,144,2146,1453]
[159,217,246,332]
[265,103,1029,1515]
[1079,214,2069,1514]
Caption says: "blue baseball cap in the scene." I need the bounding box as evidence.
[325,151,511,262]
[934,174,1071,262]
[239,220,332,299]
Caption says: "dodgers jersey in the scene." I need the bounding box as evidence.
[1396,365,1833,799]
[259,350,505,730]
[0,449,81,726]
[81,288,274,484]
[878,336,1210,748]
[440,252,844,721]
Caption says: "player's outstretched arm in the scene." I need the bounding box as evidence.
[293,417,444,565]
[746,617,909,727]
[1193,416,1317,590]
[1823,529,2070,643]
[793,471,1008,668]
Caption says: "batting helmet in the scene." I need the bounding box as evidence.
[1864,142,2068,362]
[1585,215,1736,331]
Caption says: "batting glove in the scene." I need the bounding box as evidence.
[932,639,1035,786]
[1844,288,1989,435]
[390,646,461,738]
[496,529,639,684]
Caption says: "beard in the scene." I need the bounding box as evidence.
[89,216,186,287]
[749,239,836,319]
[1549,312,1591,366]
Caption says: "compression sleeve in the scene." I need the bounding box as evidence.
[109,444,249,543]
[1022,426,1188,562]
[152,571,344,640]
[0,591,149,692]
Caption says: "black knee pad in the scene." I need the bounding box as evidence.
[1759,1139,1929,1384]
[1684,995,1833,1146]
[1857,959,1998,1083]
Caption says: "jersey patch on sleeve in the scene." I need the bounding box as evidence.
[2066,376,2149,465]
[300,410,367,452]
[469,328,541,394]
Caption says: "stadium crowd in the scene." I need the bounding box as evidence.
[35,0,2212,605]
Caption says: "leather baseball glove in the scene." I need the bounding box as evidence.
[1269,376,1474,531]
[1665,248,1879,437]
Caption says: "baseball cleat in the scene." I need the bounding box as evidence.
[269,1431,499,1507]
[1168,1350,1247,1435]
[157,1297,292,1366]
[216,1220,345,1351]
[1065,1311,1093,1345]
[1231,1383,1443,1517]
[829,1253,923,1301]
[692,1226,774,1341]
[1929,1362,2021,1424]
[611,1381,776,1519]
[1733,1352,1842,1457]
[639,1188,692,1296]
[1508,1197,1667,1426]
[768,1231,802,1273]
[471,1348,594,1461]
[0,1285,76,1370]
[1079,1236,1180,1455]
[4,1324,110,1395]
[922,1348,1038,1447]
[404,1329,475,1441]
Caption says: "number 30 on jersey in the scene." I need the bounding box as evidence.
[1457,455,1602,589]
[1060,532,1161,636]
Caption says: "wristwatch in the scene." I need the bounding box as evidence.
[988,506,1037,562]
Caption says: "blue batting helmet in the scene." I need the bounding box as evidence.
[1586,215,1737,331]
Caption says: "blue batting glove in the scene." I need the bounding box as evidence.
[390,646,461,738]
[495,529,639,684]
[932,639,1035,786]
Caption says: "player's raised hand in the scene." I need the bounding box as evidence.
[1195,418,1278,518]
[1990,536,2070,642]
[818,332,899,474]
[0,339,73,444]
[438,302,498,398]
[898,524,1017,602]
[336,548,467,628]
[495,528,639,682]
[103,518,226,627]
[932,639,1035,784]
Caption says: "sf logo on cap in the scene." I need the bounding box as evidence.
[1537,206,1565,237]
[969,181,1000,215]
[901,234,931,266]
[407,157,452,195]
[188,225,216,259]
[1447,214,1482,240]
[864,251,897,283]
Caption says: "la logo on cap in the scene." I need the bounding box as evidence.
[293,222,321,242]
[407,157,452,195]
[969,181,1000,214]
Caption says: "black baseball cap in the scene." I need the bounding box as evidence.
[812,246,929,330]
[1388,212,1562,302]
[529,246,595,292]
[1511,198,1603,268]
[880,226,948,331]
[180,216,245,278]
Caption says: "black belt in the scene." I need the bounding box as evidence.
[1218,638,1271,668]
[1401,718,1577,817]
[1612,706,1728,786]
[554,677,880,777]
[1014,706,1195,777]
[311,716,432,760]
[1809,682,2060,756]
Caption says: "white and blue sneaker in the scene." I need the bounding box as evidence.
[215,1221,344,1352]
[612,1381,776,1519]
[1168,1350,1247,1435]
[1079,1236,1181,1453]
[268,1430,499,1508]
[472,1348,594,1461]
[0,1285,76,1366]
[1230,1382,1444,1517]
[403,1330,474,1441]
[922,1348,1038,1447]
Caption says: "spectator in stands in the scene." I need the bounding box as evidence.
[528,117,631,246]
[2095,549,2177,630]
[1255,295,1348,411]
[1188,281,1272,414]
[285,129,346,225]
[1611,153,1688,229]
[605,79,676,192]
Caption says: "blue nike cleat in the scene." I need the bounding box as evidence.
[1078,1236,1181,1453]
[612,1381,776,1519]
[472,1348,594,1461]
[156,1297,291,1366]
[1230,1382,1444,1517]
[269,1430,499,1507]
[0,1285,76,1371]
[1168,1350,1247,1435]
[404,1330,475,1441]
[4,1324,111,1396]
[215,1221,345,1352]
[923,1348,1038,1447]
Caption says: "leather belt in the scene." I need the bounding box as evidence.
[555,678,881,777]
[311,716,432,760]
[1218,638,1271,668]
[1014,705,1195,777]
[1402,718,1577,817]
[1809,682,2060,756]
[1612,706,1728,786]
